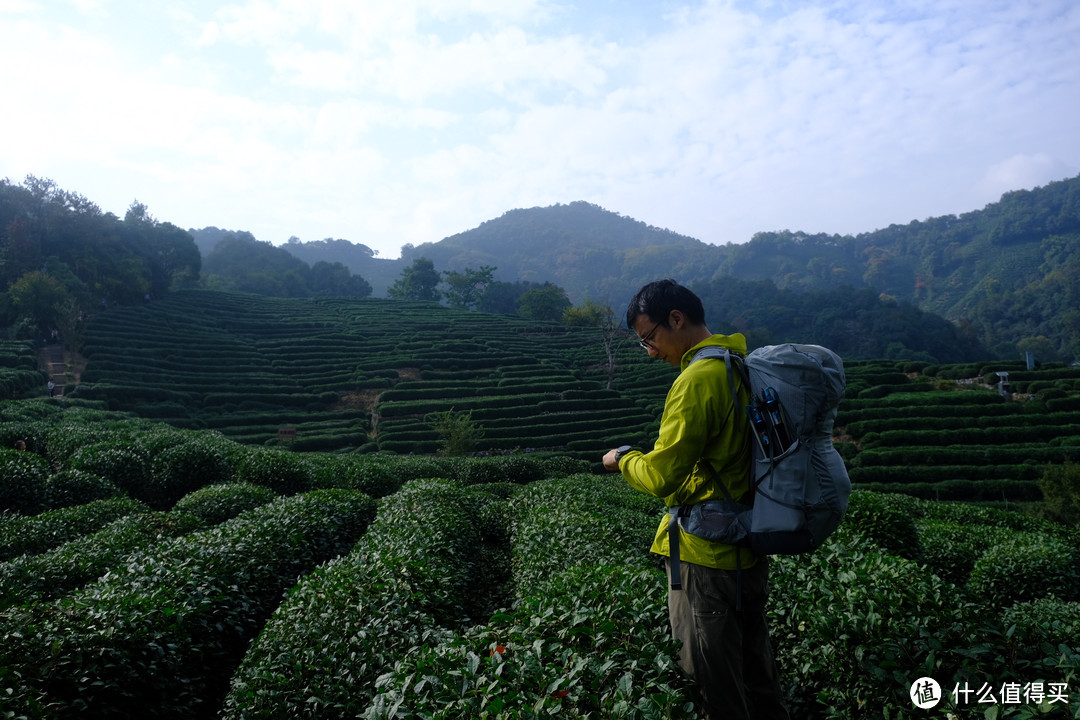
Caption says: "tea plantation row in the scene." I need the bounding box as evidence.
[0,341,45,400]
[1,401,1078,717]
[46,289,1080,501]
[838,359,1080,502]
[67,290,673,460]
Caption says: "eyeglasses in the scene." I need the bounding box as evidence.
[637,320,663,350]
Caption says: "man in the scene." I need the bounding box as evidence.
[602,279,788,720]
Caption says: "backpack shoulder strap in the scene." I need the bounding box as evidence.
[688,346,747,408]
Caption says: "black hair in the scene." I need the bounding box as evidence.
[625,278,706,329]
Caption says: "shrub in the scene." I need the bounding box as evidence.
[67,441,152,496]
[967,534,1080,608]
[834,490,922,560]
[364,564,695,720]
[0,510,205,608]
[0,496,149,562]
[43,469,123,509]
[172,482,278,524]
[233,448,312,495]
[145,438,233,509]
[769,537,972,718]
[457,454,548,485]
[1038,462,1080,524]
[0,489,377,717]
[915,519,1015,584]
[43,422,129,467]
[306,455,406,498]
[0,447,49,514]
[427,408,485,456]
[222,479,484,718]
[1001,596,1080,654]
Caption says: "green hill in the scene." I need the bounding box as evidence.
[5,173,1079,364]
[387,177,1078,360]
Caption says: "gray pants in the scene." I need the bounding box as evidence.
[666,557,789,720]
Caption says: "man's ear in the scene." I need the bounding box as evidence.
[668,309,685,329]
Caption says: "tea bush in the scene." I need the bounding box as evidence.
[967,534,1080,608]
[146,438,233,508]
[1001,596,1080,653]
[834,490,922,560]
[172,482,278,524]
[222,478,485,718]
[769,538,973,718]
[66,441,151,496]
[364,563,696,720]
[232,447,313,495]
[0,488,377,717]
[456,454,550,485]
[0,510,205,608]
[0,447,49,514]
[0,496,149,561]
[508,474,661,598]
[42,469,123,509]
[915,519,1016,584]
[365,474,697,720]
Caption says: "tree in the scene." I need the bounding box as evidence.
[443,266,495,310]
[1016,335,1059,363]
[516,282,570,322]
[310,261,372,297]
[0,217,39,287]
[7,271,76,338]
[477,280,541,314]
[1038,463,1080,524]
[426,408,484,456]
[563,299,622,389]
[387,257,441,302]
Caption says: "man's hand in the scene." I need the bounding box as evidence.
[602,448,620,472]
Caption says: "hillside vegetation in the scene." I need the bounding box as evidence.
[0,401,1078,717]
[1,290,1071,509]
[401,176,1080,359]
[6,174,1078,361]
[3,288,1080,716]
[61,290,671,460]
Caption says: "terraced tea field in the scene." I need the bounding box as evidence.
[69,291,674,461]
[54,289,1080,497]
[838,359,1080,502]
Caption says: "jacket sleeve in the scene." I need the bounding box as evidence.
[620,370,718,500]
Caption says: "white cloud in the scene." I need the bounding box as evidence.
[1,0,1078,258]
[976,154,1077,202]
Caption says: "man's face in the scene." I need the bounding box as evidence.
[633,312,681,368]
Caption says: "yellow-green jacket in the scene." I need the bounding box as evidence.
[618,333,755,570]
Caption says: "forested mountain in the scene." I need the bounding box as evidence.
[0,176,201,342]
[195,230,372,298]
[4,172,1077,363]
[397,176,1080,361]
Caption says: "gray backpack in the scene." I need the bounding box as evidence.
[671,343,850,577]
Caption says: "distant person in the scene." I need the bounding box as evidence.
[47,380,56,397]
[14,439,26,451]
[602,279,788,720]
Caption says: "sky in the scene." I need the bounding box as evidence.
[2,0,1079,259]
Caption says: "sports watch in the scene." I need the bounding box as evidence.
[613,445,633,463]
